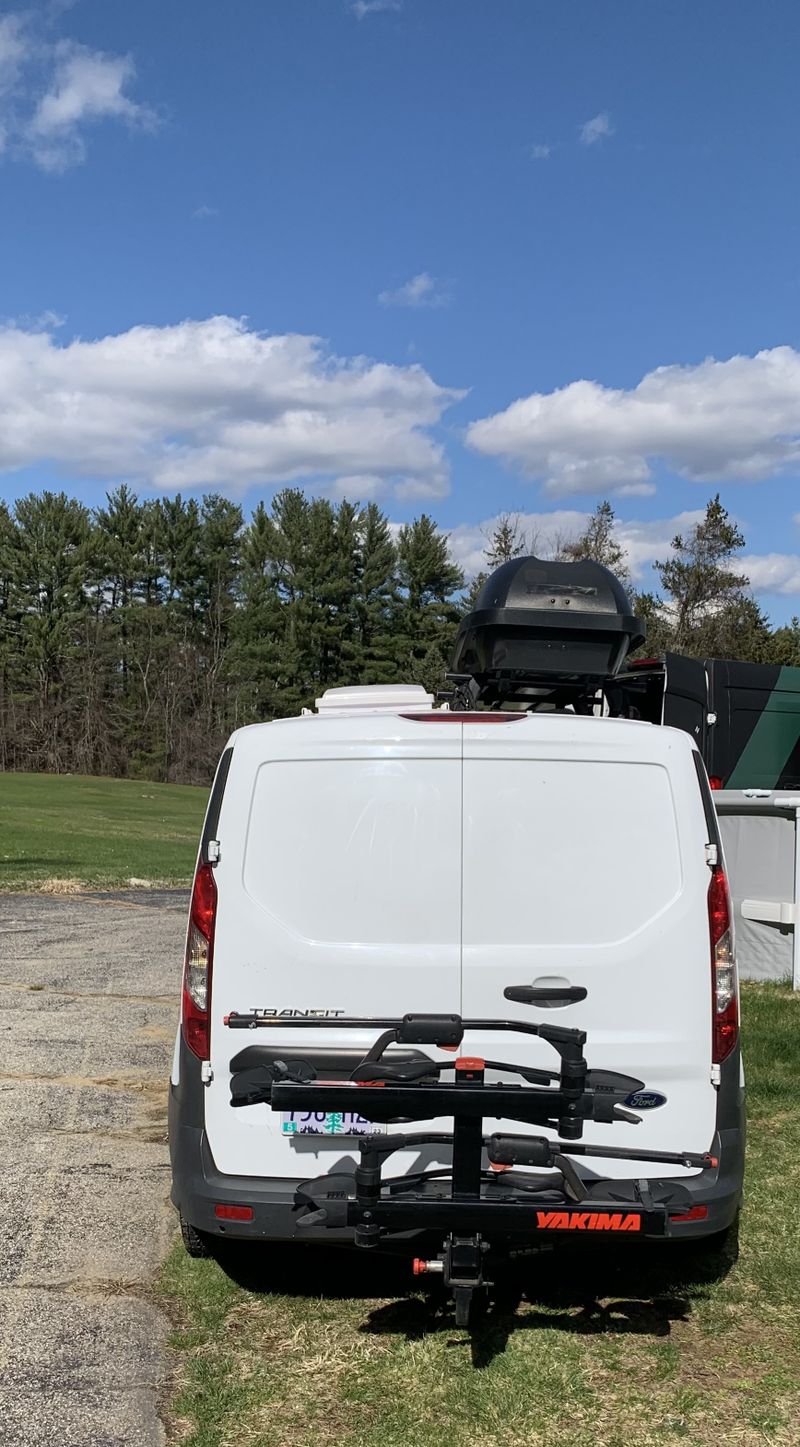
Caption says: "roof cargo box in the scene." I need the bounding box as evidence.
[451,556,645,705]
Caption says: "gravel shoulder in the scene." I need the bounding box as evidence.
[0,890,187,1447]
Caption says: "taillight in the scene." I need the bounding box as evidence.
[708,865,738,1063]
[182,861,217,1060]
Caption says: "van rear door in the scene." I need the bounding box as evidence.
[662,653,708,755]
[203,717,462,1179]
[460,715,717,1176]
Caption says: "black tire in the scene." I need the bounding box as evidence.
[668,1212,740,1277]
[696,1212,740,1263]
[180,1213,210,1259]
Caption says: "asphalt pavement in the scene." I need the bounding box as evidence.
[0,890,188,1447]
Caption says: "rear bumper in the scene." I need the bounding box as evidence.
[169,1102,744,1247]
[169,1108,356,1243]
[170,1034,745,1248]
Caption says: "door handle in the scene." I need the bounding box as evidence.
[503,985,588,1008]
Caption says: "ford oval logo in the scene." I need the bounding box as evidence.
[624,1090,667,1110]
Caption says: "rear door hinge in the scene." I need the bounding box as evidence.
[705,843,718,867]
[707,711,717,726]
[207,839,221,864]
[201,1061,214,1084]
[710,1063,721,1087]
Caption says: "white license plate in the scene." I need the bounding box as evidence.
[281,1110,386,1137]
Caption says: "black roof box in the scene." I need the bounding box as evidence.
[451,556,645,699]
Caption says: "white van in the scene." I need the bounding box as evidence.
[169,684,744,1310]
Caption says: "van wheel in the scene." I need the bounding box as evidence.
[702,1212,740,1263]
[674,1212,740,1269]
[180,1213,210,1258]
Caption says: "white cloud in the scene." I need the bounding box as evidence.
[378,272,449,309]
[0,14,26,95]
[579,111,614,146]
[447,508,707,581]
[192,204,218,220]
[466,346,800,497]
[530,143,551,160]
[352,0,401,16]
[447,510,590,579]
[733,554,800,596]
[330,473,386,500]
[26,41,156,171]
[0,12,27,152]
[447,508,800,604]
[0,19,156,171]
[0,315,464,499]
[614,511,705,580]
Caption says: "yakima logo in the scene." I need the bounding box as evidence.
[535,1210,642,1232]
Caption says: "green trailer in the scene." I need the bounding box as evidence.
[613,654,800,791]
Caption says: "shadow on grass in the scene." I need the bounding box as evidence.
[204,1228,738,1369]
[0,857,63,872]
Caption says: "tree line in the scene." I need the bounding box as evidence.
[1,486,797,784]
[0,487,463,782]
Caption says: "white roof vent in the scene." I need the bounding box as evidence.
[314,684,436,716]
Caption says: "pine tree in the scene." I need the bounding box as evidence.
[465,513,530,609]
[147,496,208,778]
[5,492,96,770]
[355,503,399,683]
[306,496,360,692]
[95,485,146,610]
[94,485,147,737]
[395,516,464,691]
[196,495,244,760]
[766,617,800,667]
[230,501,285,722]
[485,513,528,570]
[266,489,315,715]
[156,496,204,612]
[559,501,630,584]
[695,594,771,663]
[655,495,749,654]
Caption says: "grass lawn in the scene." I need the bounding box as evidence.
[161,983,800,1447]
[0,770,207,890]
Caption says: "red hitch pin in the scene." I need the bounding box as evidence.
[413,1258,444,1276]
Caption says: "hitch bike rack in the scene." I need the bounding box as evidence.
[225,996,715,1326]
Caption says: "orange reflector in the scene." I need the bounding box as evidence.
[669,1205,708,1223]
[214,1204,254,1222]
[455,1057,485,1072]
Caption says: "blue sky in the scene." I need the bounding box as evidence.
[1,0,800,613]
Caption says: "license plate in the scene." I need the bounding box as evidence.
[281,1110,386,1137]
